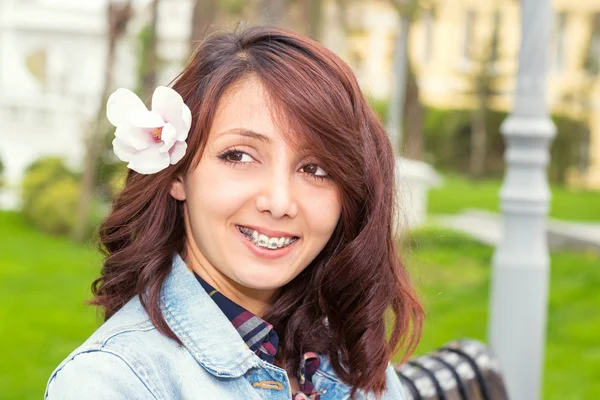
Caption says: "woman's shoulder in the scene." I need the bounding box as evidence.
[351,362,406,400]
[315,353,406,400]
[44,296,190,399]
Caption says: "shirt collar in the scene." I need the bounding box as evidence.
[191,271,279,364]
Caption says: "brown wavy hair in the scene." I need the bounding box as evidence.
[91,25,423,398]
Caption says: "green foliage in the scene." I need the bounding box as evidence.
[428,172,600,221]
[421,107,588,182]
[20,156,111,238]
[366,96,589,183]
[26,178,80,235]
[368,96,389,123]
[136,23,155,100]
[20,157,81,236]
[396,226,600,399]
[0,156,4,187]
[96,126,128,200]
[220,0,247,15]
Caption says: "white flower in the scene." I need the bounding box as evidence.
[106,86,192,174]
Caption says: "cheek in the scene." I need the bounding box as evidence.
[186,166,251,216]
[302,189,342,237]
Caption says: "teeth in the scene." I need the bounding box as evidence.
[257,234,269,247]
[238,226,297,250]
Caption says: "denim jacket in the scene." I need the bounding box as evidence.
[45,254,405,399]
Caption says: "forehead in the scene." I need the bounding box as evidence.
[210,77,274,136]
[208,76,308,150]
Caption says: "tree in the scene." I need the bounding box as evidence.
[74,0,133,241]
[303,0,323,40]
[190,0,220,50]
[386,0,426,160]
[559,13,600,181]
[260,0,287,25]
[0,156,4,188]
[140,0,160,101]
[465,9,501,178]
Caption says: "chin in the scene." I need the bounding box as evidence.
[236,268,294,291]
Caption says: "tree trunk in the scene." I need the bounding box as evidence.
[190,0,219,52]
[142,0,160,100]
[260,0,286,25]
[403,58,424,160]
[306,0,323,40]
[332,0,349,59]
[334,0,350,34]
[74,1,132,241]
[470,82,488,178]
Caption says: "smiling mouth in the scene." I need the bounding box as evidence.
[236,225,299,250]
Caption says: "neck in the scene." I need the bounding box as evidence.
[183,242,278,318]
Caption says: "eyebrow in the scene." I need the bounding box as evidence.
[219,128,271,143]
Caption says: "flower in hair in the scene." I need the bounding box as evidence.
[106,86,192,174]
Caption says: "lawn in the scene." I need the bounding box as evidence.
[397,226,600,399]
[0,212,101,399]
[428,173,600,222]
[1,211,598,399]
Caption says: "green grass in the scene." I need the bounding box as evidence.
[0,212,102,399]
[429,173,600,221]
[396,226,600,399]
[1,211,598,398]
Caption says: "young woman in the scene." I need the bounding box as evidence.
[45,26,423,399]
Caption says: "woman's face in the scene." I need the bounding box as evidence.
[170,77,341,308]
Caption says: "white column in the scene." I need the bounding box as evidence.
[488,0,556,399]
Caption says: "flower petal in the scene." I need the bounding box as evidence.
[106,88,148,126]
[129,109,164,129]
[114,124,155,151]
[112,137,137,163]
[159,123,177,153]
[152,86,183,122]
[169,141,187,165]
[127,146,170,174]
[178,105,192,141]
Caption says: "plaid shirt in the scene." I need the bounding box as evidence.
[193,271,320,399]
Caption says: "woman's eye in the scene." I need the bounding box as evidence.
[301,163,328,177]
[221,150,253,163]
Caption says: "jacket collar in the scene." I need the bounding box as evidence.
[160,253,263,378]
[160,253,354,397]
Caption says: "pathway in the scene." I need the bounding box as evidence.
[433,209,600,253]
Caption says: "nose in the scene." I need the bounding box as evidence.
[255,169,298,219]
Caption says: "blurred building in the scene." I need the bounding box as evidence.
[0,0,190,208]
[2,0,600,209]
[323,0,600,189]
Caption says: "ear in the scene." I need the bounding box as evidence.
[169,176,187,201]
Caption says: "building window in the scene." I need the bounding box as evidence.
[463,10,477,61]
[422,9,434,63]
[553,11,568,73]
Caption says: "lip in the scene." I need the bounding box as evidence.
[237,224,299,239]
[235,225,300,259]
